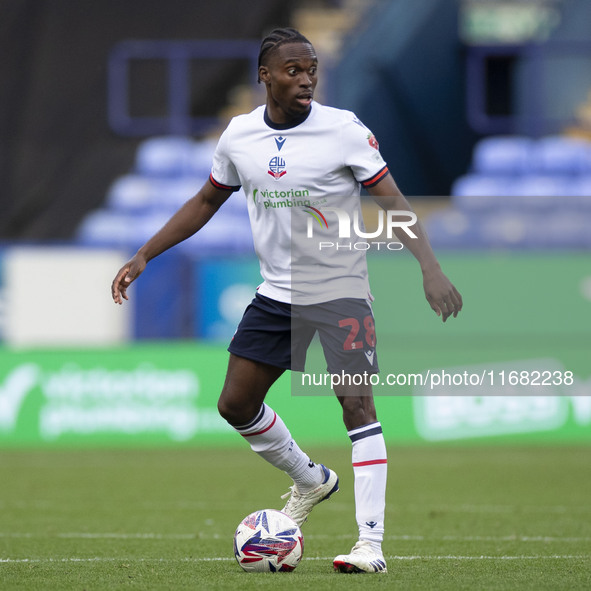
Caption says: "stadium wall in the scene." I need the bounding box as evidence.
[330,0,477,196]
[0,251,589,448]
[0,339,589,448]
[514,0,591,135]
[0,0,293,241]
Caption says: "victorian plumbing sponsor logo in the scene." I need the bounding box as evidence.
[304,206,418,251]
[0,363,225,441]
[0,364,38,432]
[252,187,316,209]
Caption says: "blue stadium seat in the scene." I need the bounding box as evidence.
[217,189,249,216]
[106,174,158,212]
[78,132,253,255]
[452,194,506,215]
[451,174,515,202]
[177,212,254,255]
[77,206,253,255]
[189,138,218,177]
[135,136,196,177]
[531,136,591,175]
[445,133,591,250]
[423,209,484,248]
[76,210,140,247]
[472,136,534,175]
[136,211,175,240]
[571,176,591,203]
[511,176,575,198]
[155,176,208,211]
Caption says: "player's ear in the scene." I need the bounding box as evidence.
[258,65,270,84]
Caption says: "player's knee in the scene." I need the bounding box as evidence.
[217,397,236,424]
[217,396,257,427]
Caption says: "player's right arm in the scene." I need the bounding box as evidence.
[111,181,233,304]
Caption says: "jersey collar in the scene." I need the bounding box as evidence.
[263,104,312,130]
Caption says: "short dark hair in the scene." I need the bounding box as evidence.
[257,27,313,82]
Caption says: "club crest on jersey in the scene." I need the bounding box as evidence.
[367,133,379,150]
[268,156,287,180]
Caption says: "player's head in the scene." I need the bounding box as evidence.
[257,28,314,82]
[258,28,318,119]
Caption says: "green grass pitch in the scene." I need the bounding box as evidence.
[1,445,590,590]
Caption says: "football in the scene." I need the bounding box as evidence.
[233,509,304,572]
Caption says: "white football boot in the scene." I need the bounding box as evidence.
[280,464,339,527]
[333,540,388,573]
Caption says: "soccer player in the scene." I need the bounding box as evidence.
[111,27,462,574]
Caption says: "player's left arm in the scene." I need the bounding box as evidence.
[367,175,463,322]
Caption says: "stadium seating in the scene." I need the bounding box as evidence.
[134,136,197,177]
[155,176,209,212]
[472,136,535,175]
[451,176,511,199]
[419,210,484,248]
[530,135,591,175]
[105,175,158,213]
[81,133,590,252]
[510,176,577,198]
[76,136,253,255]
[76,210,140,248]
[572,176,591,203]
[425,134,591,249]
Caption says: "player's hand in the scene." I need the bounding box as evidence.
[422,267,463,322]
[111,254,147,305]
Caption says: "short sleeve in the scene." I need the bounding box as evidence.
[341,113,389,188]
[209,124,242,191]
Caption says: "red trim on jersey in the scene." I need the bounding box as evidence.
[241,412,277,437]
[209,173,240,192]
[352,459,388,467]
[361,166,389,188]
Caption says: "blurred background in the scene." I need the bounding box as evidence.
[0,0,590,448]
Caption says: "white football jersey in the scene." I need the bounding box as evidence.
[210,101,389,304]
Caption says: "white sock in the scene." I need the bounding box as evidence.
[234,403,324,492]
[348,422,387,552]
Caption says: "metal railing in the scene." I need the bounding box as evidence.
[466,40,591,136]
[108,39,260,136]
